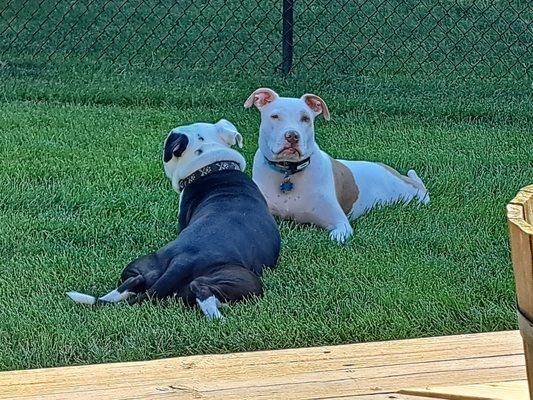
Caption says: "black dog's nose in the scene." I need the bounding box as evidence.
[284,131,299,144]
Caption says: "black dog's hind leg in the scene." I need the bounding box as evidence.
[99,275,145,303]
[189,265,263,320]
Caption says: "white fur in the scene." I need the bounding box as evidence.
[66,289,133,304]
[99,289,133,303]
[66,291,96,305]
[341,161,429,219]
[197,296,224,320]
[163,120,246,193]
[246,89,429,243]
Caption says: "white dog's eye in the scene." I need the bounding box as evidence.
[301,115,311,123]
[270,114,280,120]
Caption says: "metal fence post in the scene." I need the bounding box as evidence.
[281,0,294,75]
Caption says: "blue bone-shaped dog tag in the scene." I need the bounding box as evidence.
[280,180,294,193]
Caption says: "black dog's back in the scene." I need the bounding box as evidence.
[108,170,280,316]
[178,170,280,274]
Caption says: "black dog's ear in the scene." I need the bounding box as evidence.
[163,133,189,162]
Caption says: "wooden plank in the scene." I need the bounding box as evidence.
[508,188,533,399]
[525,195,533,226]
[507,203,524,220]
[510,188,533,227]
[519,184,533,194]
[507,204,533,236]
[334,394,439,400]
[335,394,443,400]
[508,218,533,321]
[510,190,533,207]
[400,380,528,400]
[0,331,525,400]
[507,186,533,399]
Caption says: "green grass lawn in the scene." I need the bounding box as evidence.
[0,0,532,371]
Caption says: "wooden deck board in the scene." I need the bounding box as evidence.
[400,380,528,400]
[327,395,439,399]
[0,331,526,400]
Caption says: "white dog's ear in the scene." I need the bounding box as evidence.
[215,119,243,148]
[301,94,331,121]
[244,88,279,110]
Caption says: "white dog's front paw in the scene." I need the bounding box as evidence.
[329,222,353,244]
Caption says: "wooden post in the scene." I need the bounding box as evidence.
[508,184,533,398]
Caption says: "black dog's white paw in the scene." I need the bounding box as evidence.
[197,296,225,320]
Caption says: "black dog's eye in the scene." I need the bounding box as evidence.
[301,115,311,123]
[271,114,280,120]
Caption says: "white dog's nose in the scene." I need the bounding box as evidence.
[284,131,299,144]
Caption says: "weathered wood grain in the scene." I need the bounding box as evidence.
[400,380,527,400]
[0,331,525,400]
[508,186,533,398]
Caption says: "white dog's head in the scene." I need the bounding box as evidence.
[244,88,330,162]
[163,119,245,192]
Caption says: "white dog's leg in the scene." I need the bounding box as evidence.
[328,219,354,244]
[197,296,224,320]
[310,194,354,244]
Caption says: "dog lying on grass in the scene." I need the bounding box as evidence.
[67,119,281,319]
[245,88,429,244]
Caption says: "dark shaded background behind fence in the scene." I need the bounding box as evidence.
[0,0,531,83]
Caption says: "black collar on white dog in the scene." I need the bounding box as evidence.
[265,156,311,193]
[264,156,311,175]
[178,161,241,191]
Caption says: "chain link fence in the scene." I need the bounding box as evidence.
[0,0,531,81]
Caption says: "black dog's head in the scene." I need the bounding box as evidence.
[162,120,246,191]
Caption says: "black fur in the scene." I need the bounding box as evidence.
[163,133,189,162]
[116,169,280,307]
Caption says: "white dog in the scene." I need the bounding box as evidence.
[245,88,429,243]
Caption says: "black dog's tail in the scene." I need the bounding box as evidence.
[67,275,146,305]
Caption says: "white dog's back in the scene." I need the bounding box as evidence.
[339,160,429,219]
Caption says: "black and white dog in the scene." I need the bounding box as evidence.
[67,120,280,319]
